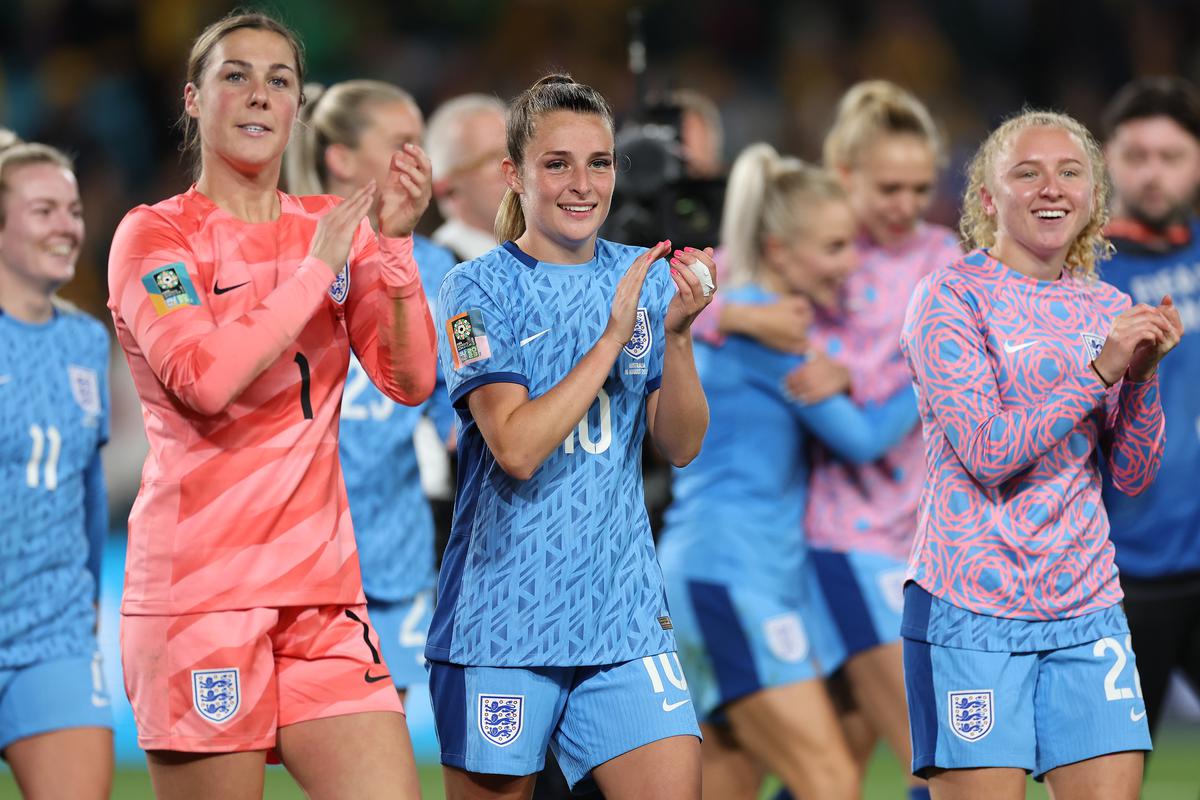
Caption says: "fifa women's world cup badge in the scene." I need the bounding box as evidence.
[141,261,202,316]
[447,308,492,370]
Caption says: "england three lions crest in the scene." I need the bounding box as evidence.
[478,694,523,747]
[948,689,994,742]
[328,263,350,304]
[193,668,240,724]
[1081,332,1106,362]
[623,307,651,359]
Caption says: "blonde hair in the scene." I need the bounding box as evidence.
[0,142,74,227]
[285,80,419,195]
[0,129,21,153]
[495,73,614,243]
[822,80,944,170]
[720,143,847,287]
[179,12,306,177]
[961,110,1111,278]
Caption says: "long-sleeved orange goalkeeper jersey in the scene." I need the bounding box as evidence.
[109,187,436,615]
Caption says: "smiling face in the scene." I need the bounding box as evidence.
[184,27,302,177]
[1106,115,1200,228]
[505,110,615,263]
[0,162,84,294]
[764,198,858,311]
[982,126,1095,277]
[842,133,936,248]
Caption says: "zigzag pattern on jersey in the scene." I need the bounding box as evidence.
[435,240,676,666]
[901,250,1164,621]
[806,224,961,560]
[434,241,676,666]
[0,311,108,666]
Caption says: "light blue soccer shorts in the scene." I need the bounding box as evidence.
[0,652,113,752]
[809,548,906,665]
[367,590,433,690]
[903,585,1151,778]
[428,653,700,790]
[665,575,841,721]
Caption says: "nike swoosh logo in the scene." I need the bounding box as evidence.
[1003,340,1037,354]
[364,669,391,684]
[520,328,551,347]
[661,698,691,712]
[1130,708,1147,722]
[213,280,250,295]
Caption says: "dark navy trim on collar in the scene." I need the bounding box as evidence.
[502,240,538,268]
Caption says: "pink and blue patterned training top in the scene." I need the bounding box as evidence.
[805,224,961,560]
[900,250,1165,620]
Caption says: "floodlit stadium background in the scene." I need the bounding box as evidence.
[2,0,1198,796]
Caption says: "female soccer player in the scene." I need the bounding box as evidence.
[107,13,436,798]
[900,110,1182,800]
[286,78,457,703]
[657,143,921,800]
[781,81,960,797]
[0,141,113,799]
[428,73,712,800]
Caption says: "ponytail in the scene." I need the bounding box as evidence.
[494,189,525,243]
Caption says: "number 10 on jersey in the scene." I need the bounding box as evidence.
[563,389,612,455]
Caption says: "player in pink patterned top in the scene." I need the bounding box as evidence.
[900,111,1181,798]
[108,13,435,798]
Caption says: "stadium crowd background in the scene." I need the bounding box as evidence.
[2,0,1199,795]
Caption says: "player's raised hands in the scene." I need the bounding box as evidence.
[1093,299,1179,385]
[309,180,376,277]
[604,240,672,348]
[665,246,718,335]
[1125,295,1185,382]
[378,143,433,238]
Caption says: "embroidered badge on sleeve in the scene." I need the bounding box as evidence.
[447,308,492,370]
[142,262,202,315]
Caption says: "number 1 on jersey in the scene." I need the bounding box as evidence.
[294,352,314,419]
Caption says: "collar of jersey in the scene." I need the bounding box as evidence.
[503,240,599,274]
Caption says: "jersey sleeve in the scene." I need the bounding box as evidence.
[901,275,1108,488]
[1102,376,1165,495]
[437,269,526,408]
[107,206,336,416]
[344,223,438,407]
[743,347,919,463]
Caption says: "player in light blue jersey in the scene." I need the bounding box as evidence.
[0,141,112,798]
[286,79,459,700]
[1099,77,1200,738]
[658,144,920,800]
[429,73,713,799]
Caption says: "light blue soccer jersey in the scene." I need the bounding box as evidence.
[429,239,676,667]
[657,284,920,591]
[340,234,456,602]
[0,307,109,668]
[1100,219,1200,578]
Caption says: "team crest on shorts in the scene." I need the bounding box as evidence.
[763,613,810,663]
[328,263,350,304]
[623,307,651,360]
[1080,332,1106,362]
[948,689,994,742]
[478,694,523,747]
[192,668,240,724]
